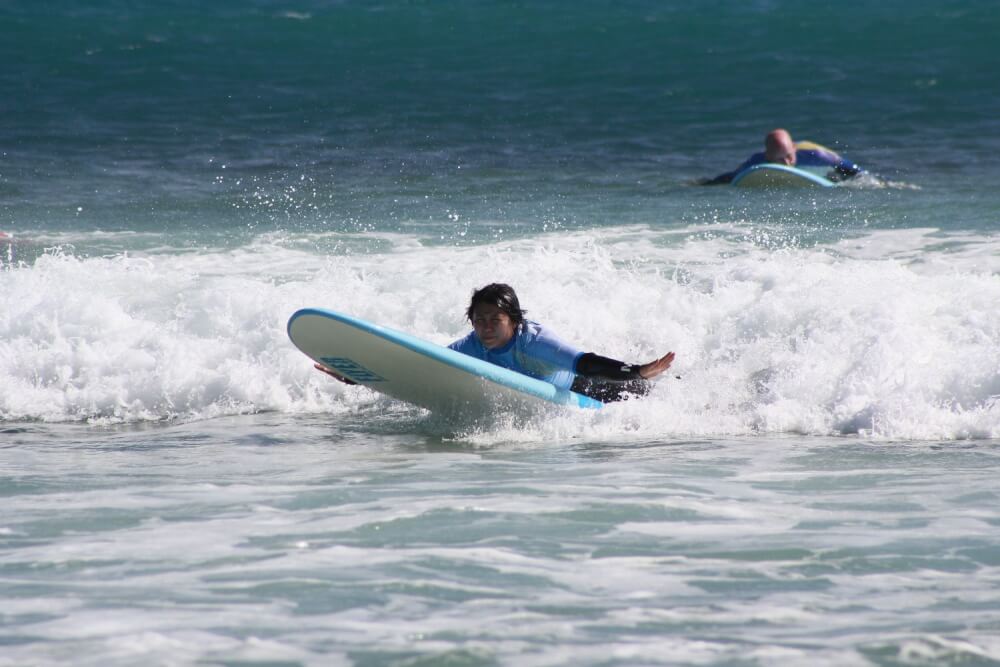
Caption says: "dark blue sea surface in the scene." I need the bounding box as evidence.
[3,1,998,237]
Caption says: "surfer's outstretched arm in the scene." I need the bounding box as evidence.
[571,351,675,403]
[638,352,675,380]
[576,351,675,381]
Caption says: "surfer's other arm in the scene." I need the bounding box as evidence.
[314,362,358,385]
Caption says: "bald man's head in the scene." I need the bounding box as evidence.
[764,129,796,165]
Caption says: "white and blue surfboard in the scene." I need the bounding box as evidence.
[288,308,603,416]
[731,163,835,188]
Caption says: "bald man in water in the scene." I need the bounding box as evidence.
[701,128,862,185]
[764,128,797,165]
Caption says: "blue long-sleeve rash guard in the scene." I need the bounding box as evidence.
[448,321,583,390]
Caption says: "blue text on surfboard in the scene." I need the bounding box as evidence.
[320,357,386,382]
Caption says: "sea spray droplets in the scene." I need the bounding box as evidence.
[2,227,999,438]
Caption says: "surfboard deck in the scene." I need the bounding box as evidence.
[287,308,603,417]
[731,164,835,188]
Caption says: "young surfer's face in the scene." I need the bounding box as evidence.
[471,303,516,349]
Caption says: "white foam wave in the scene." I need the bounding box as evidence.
[1,227,998,440]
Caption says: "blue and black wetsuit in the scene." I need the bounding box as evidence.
[448,321,648,403]
[704,141,862,185]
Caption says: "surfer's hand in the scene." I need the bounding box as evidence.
[638,352,675,380]
[314,363,358,385]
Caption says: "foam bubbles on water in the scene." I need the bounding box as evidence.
[0,246,353,424]
[1,226,998,440]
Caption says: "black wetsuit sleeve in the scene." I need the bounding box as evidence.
[575,352,643,381]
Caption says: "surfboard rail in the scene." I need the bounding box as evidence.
[731,163,835,188]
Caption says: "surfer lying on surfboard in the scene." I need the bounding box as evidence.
[315,283,675,403]
[448,283,673,403]
[700,128,862,185]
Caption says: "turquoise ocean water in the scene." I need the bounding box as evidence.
[3,2,1000,665]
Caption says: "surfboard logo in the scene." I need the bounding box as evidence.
[319,357,386,382]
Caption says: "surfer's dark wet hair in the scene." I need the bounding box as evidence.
[466,283,526,326]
